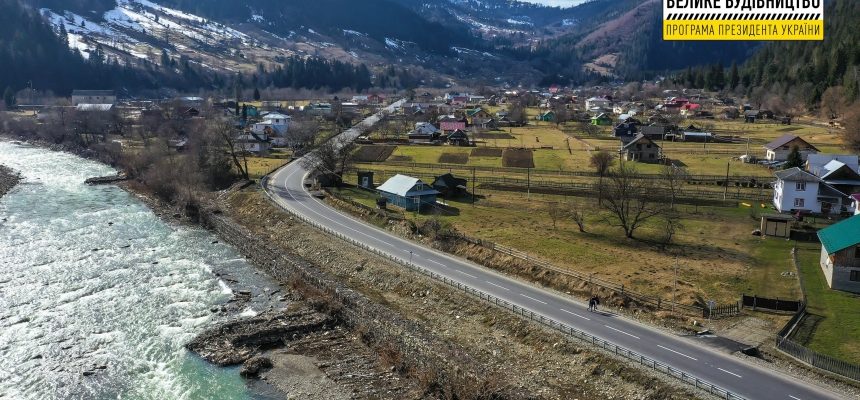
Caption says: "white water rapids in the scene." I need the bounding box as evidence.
[0,142,273,399]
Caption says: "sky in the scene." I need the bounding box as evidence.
[517,0,591,7]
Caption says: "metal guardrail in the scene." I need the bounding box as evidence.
[260,176,747,400]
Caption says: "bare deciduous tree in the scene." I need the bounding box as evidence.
[301,136,356,184]
[570,207,586,233]
[843,108,860,152]
[601,163,664,239]
[210,119,249,180]
[821,86,846,120]
[661,164,690,210]
[590,150,615,204]
[548,205,565,230]
[661,211,684,248]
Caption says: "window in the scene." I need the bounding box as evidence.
[851,270,860,282]
[794,198,805,208]
[796,182,806,191]
[855,246,860,259]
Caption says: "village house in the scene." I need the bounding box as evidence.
[585,97,612,111]
[466,108,490,124]
[618,134,662,163]
[445,130,470,146]
[818,214,860,293]
[772,167,847,215]
[680,103,702,117]
[641,124,674,140]
[233,131,270,154]
[537,111,555,122]
[432,173,468,198]
[408,122,442,144]
[306,102,332,115]
[614,121,639,137]
[252,112,291,146]
[805,155,860,196]
[764,134,819,162]
[591,113,613,126]
[438,115,467,132]
[376,174,440,212]
[72,90,116,106]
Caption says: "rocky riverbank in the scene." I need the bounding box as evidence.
[0,164,21,199]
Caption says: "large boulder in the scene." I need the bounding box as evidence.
[240,356,273,379]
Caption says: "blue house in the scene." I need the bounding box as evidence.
[376,175,440,212]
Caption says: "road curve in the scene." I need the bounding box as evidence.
[263,101,842,400]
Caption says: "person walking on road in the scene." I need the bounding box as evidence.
[588,296,596,312]
[593,295,600,312]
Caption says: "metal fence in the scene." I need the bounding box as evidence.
[260,176,747,400]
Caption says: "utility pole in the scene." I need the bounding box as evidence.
[723,162,730,200]
[471,167,476,206]
[527,167,531,200]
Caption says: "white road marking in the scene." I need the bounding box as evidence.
[789,396,801,400]
[428,259,446,267]
[520,293,548,305]
[604,325,640,339]
[486,281,511,291]
[717,368,743,378]
[657,345,698,361]
[560,308,591,320]
[454,270,477,279]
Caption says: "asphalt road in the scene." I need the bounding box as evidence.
[263,101,843,400]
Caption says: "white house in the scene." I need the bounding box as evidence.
[251,113,291,146]
[763,134,819,162]
[772,167,847,215]
[818,214,860,293]
[586,97,612,111]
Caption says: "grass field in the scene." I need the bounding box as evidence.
[795,242,860,363]
[244,154,292,179]
[341,169,799,306]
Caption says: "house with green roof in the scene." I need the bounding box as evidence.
[818,214,860,293]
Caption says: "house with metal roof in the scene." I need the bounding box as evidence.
[772,167,847,215]
[376,175,439,212]
[763,134,819,162]
[618,134,661,163]
[818,214,860,293]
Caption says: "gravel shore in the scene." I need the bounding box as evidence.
[0,164,21,199]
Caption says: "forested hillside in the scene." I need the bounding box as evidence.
[0,0,157,99]
[157,0,478,55]
[670,0,859,109]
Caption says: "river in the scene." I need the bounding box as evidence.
[0,142,280,399]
